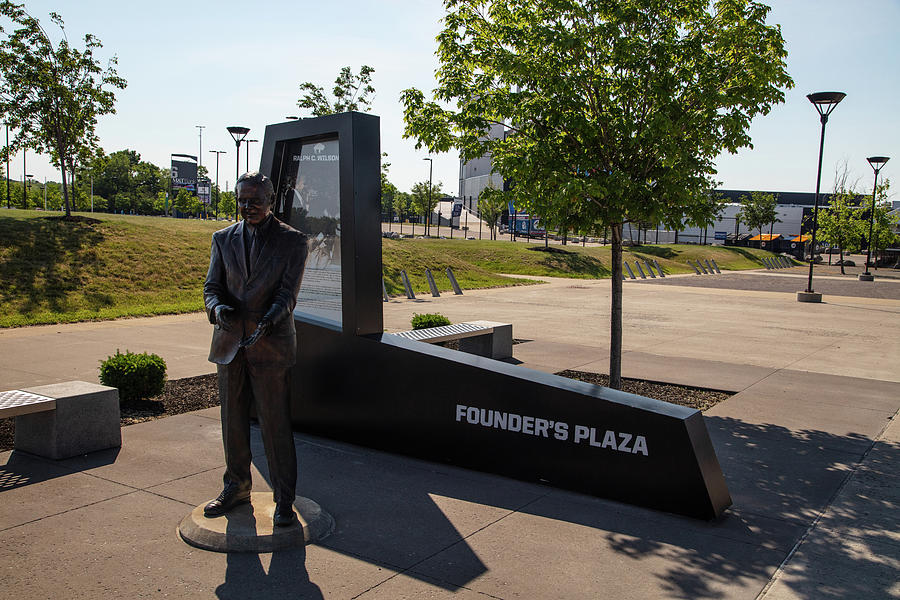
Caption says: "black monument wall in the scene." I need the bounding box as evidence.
[259,113,732,520]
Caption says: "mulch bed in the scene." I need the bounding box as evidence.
[555,370,732,412]
[1,370,731,452]
[0,374,219,452]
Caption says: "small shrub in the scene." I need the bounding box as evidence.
[99,349,167,402]
[411,313,451,330]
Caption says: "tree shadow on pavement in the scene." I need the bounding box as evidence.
[581,417,897,600]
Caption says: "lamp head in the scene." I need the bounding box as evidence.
[807,91,846,118]
[867,156,890,172]
[226,126,250,143]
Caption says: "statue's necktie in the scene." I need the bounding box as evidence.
[248,229,259,275]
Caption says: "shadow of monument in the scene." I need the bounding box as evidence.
[243,415,895,598]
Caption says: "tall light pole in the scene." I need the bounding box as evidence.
[798,91,845,303]
[22,149,27,208]
[244,139,258,172]
[196,125,205,168]
[285,116,300,120]
[227,126,250,221]
[25,174,33,209]
[860,156,890,281]
[210,150,226,220]
[423,157,433,236]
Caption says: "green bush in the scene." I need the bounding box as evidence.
[99,349,167,402]
[411,313,451,330]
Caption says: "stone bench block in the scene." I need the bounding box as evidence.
[459,320,513,360]
[15,381,121,459]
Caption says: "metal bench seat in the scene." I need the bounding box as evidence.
[388,320,513,360]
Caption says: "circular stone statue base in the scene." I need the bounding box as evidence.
[796,291,823,303]
[858,273,874,281]
[179,493,334,553]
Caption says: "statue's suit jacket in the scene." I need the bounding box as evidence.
[204,217,308,367]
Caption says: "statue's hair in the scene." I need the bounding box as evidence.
[236,171,275,201]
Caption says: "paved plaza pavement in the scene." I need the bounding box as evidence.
[1,267,898,598]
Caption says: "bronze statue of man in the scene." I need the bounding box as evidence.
[202,171,308,527]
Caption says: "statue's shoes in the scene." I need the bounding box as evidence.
[203,483,251,517]
[273,502,297,527]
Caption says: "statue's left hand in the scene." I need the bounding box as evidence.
[239,319,272,348]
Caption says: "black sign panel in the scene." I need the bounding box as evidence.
[171,156,197,194]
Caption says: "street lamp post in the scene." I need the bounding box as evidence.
[196,125,205,168]
[22,149,26,208]
[25,174,33,209]
[227,126,250,221]
[209,150,227,220]
[860,156,890,281]
[798,91,846,303]
[423,157,433,236]
[244,139,258,172]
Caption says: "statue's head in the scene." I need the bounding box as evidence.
[236,171,275,225]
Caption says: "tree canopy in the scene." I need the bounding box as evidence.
[0,2,126,216]
[410,180,444,234]
[477,184,506,240]
[737,191,779,238]
[401,0,792,388]
[297,65,375,117]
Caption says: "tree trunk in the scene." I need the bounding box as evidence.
[58,155,71,217]
[838,236,845,275]
[609,222,624,390]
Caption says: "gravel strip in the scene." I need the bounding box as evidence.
[555,370,732,412]
[1,370,730,451]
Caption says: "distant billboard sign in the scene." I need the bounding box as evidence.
[197,178,211,204]
[451,200,462,217]
[714,231,728,240]
[171,154,198,195]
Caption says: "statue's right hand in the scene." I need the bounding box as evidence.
[214,305,235,331]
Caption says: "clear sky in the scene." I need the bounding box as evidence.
[5,0,898,198]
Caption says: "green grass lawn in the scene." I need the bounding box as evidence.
[0,210,226,327]
[0,209,784,327]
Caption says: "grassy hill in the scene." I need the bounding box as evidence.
[1,210,780,327]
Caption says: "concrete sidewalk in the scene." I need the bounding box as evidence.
[1,271,898,598]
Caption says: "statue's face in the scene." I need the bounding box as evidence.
[238,183,273,225]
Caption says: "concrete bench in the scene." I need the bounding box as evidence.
[0,381,121,459]
[389,320,513,360]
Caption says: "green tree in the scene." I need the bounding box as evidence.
[297,65,375,117]
[868,179,898,267]
[477,184,506,240]
[393,191,412,222]
[172,188,195,216]
[410,180,443,235]
[381,152,398,219]
[218,190,236,220]
[818,194,864,274]
[401,0,791,388]
[737,191,780,242]
[0,3,127,217]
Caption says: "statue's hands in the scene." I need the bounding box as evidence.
[239,319,272,348]
[214,305,235,331]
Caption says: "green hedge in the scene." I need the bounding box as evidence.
[99,349,167,402]
[411,313,451,330]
